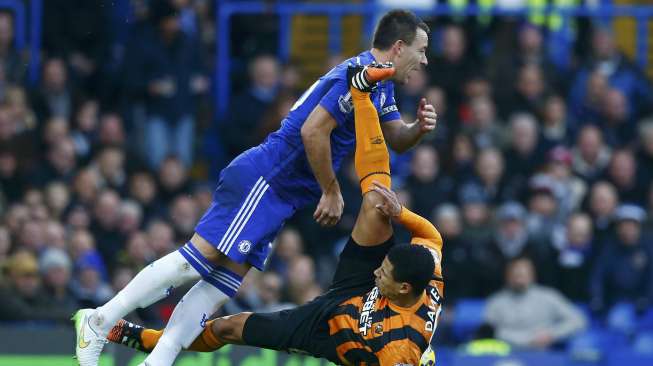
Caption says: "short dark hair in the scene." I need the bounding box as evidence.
[372,10,430,50]
[387,244,435,297]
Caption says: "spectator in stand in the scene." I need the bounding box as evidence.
[30,137,78,187]
[571,125,611,184]
[637,119,653,185]
[223,54,280,158]
[458,183,494,251]
[128,171,164,223]
[606,149,648,205]
[499,23,563,91]
[434,203,475,302]
[463,96,504,150]
[506,64,548,117]
[5,86,37,132]
[285,255,322,305]
[0,251,72,323]
[429,24,477,112]
[146,219,176,259]
[587,181,619,245]
[169,195,199,242]
[72,168,101,208]
[598,88,635,146]
[133,0,209,169]
[44,181,71,220]
[540,95,573,151]
[0,11,26,85]
[89,189,125,267]
[447,132,476,183]
[404,145,455,218]
[117,200,144,237]
[267,227,304,279]
[157,156,191,205]
[525,176,561,245]
[42,0,109,93]
[591,204,653,314]
[554,213,595,302]
[40,248,78,316]
[569,26,653,123]
[117,232,154,272]
[473,201,556,295]
[0,147,27,203]
[31,57,77,122]
[485,257,586,349]
[503,113,545,199]
[460,147,516,206]
[94,146,128,194]
[70,99,100,163]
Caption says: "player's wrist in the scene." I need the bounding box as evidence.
[323,178,341,195]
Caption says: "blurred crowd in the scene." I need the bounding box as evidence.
[1,0,653,352]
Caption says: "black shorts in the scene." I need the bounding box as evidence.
[241,236,395,359]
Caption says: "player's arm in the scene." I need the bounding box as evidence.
[301,105,344,227]
[381,98,437,153]
[371,182,442,251]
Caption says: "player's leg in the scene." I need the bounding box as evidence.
[142,256,248,365]
[74,239,207,365]
[106,315,250,353]
[108,304,317,356]
[347,62,395,246]
[142,173,294,365]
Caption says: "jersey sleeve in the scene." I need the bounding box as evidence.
[396,207,444,279]
[379,84,401,123]
[318,78,350,127]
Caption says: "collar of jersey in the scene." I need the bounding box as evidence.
[386,291,427,313]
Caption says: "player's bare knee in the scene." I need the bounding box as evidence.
[191,233,222,264]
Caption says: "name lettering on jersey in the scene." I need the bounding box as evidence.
[381,105,398,116]
[425,287,442,332]
[359,287,380,336]
[338,93,353,114]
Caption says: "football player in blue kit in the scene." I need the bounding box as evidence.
[74,9,436,366]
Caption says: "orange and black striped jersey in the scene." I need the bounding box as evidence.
[326,208,444,366]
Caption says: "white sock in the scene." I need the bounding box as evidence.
[143,280,232,366]
[92,250,201,335]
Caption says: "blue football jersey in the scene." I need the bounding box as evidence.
[244,51,401,209]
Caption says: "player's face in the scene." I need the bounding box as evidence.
[374,257,402,298]
[394,28,429,84]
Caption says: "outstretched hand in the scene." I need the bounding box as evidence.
[371,181,402,218]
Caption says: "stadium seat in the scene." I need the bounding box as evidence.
[638,308,653,332]
[633,331,653,354]
[607,302,637,335]
[605,350,653,366]
[568,327,629,359]
[451,299,486,342]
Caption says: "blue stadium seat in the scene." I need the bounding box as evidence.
[451,299,486,342]
[638,308,653,332]
[567,327,629,358]
[607,302,637,335]
[605,350,653,366]
[633,331,653,355]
